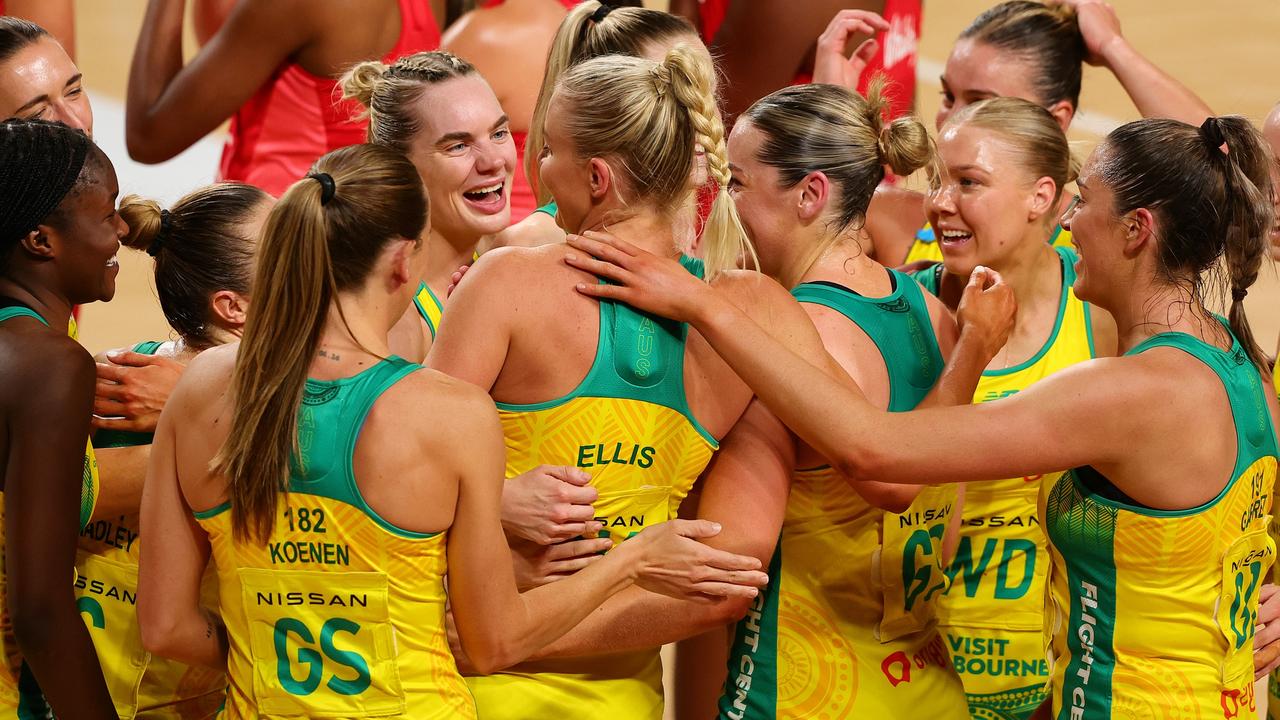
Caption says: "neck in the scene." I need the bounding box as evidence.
[991,231,1061,321]
[580,207,679,259]
[424,228,479,295]
[1107,277,1222,353]
[0,274,73,331]
[793,233,880,289]
[315,286,398,365]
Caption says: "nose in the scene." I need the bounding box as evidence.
[926,182,957,216]
[1060,197,1079,231]
[475,138,511,177]
[49,100,90,133]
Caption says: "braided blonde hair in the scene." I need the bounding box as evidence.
[555,44,754,279]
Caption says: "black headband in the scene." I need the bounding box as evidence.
[309,172,337,205]
[591,4,612,23]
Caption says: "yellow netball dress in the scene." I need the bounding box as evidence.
[904,224,1073,265]
[78,342,227,720]
[1041,322,1277,719]
[196,357,475,720]
[466,256,719,720]
[719,271,968,719]
[914,246,1097,720]
[0,302,99,718]
[1269,361,1280,720]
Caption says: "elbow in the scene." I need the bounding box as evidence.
[137,598,181,659]
[709,594,755,626]
[460,635,520,676]
[124,118,175,165]
[831,445,888,486]
[856,483,916,514]
[10,602,59,657]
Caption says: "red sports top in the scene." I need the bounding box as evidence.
[217,0,440,197]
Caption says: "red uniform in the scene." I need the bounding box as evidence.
[217,0,440,196]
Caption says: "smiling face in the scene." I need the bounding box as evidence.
[404,74,515,243]
[44,151,126,303]
[0,37,92,134]
[725,119,798,281]
[938,39,1049,131]
[1059,149,1127,305]
[924,123,1050,277]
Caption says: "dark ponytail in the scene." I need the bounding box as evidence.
[1099,116,1274,369]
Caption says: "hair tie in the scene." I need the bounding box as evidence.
[590,4,612,23]
[309,172,337,205]
[1232,286,1248,303]
[1199,116,1227,152]
[148,209,170,257]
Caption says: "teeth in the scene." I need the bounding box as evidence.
[466,183,502,195]
[940,230,971,239]
[106,255,119,267]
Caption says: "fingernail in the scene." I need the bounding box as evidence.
[710,522,722,532]
[576,283,587,291]
[565,253,576,261]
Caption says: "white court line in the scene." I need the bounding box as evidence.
[916,57,1123,137]
[91,94,226,205]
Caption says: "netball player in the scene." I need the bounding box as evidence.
[427,45,833,719]
[840,0,1214,267]
[910,96,1117,718]
[137,143,766,719]
[567,114,1278,720]
[126,0,438,196]
[0,118,122,718]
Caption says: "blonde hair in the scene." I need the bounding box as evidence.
[214,144,427,542]
[527,0,695,204]
[341,51,477,154]
[947,96,1078,221]
[744,79,932,286]
[555,44,752,280]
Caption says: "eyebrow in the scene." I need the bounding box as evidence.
[13,73,83,115]
[950,164,991,174]
[1076,178,1089,190]
[435,114,510,146]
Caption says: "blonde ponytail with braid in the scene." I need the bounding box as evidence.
[555,44,754,279]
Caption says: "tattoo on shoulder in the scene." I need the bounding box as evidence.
[317,349,340,361]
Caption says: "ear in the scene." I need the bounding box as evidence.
[1047,100,1075,134]
[1123,207,1156,258]
[209,290,250,330]
[387,237,418,287]
[588,157,614,202]
[796,171,831,224]
[19,226,56,259]
[1028,176,1057,221]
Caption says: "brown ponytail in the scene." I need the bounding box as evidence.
[213,144,427,542]
[1099,116,1274,369]
[119,184,269,349]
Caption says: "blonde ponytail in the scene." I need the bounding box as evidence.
[525,1,695,205]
